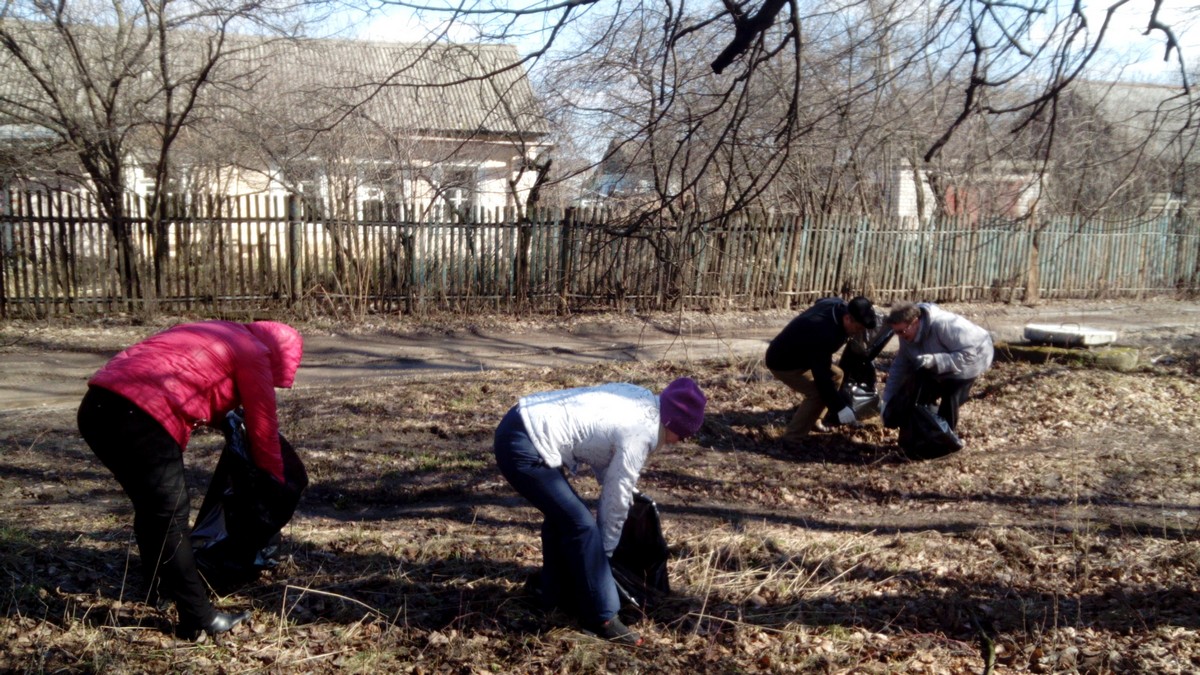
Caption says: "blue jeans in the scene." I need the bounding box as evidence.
[493,406,619,626]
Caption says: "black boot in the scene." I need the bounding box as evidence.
[144,578,174,613]
[144,588,171,613]
[178,610,251,640]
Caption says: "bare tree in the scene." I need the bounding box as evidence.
[0,0,305,304]
[358,0,1194,222]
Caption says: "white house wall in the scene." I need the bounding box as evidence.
[888,161,936,222]
[181,138,548,220]
[883,161,1042,222]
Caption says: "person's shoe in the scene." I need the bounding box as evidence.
[144,589,171,613]
[586,616,642,646]
[178,610,251,640]
[144,580,175,613]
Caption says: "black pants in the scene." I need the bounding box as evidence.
[77,386,214,628]
[883,370,976,431]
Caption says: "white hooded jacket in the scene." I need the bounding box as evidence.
[518,383,662,556]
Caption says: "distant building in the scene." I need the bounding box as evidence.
[878,159,1043,225]
[202,37,553,219]
[1,30,553,219]
[574,140,659,210]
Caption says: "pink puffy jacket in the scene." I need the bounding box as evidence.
[89,321,304,483]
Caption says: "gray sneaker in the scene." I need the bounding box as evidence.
[587,616,642,646]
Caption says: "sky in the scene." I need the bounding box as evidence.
[1078,0,1198,81]
[328,0,1198,81]
[327,2,555,56]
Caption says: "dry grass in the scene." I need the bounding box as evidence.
[2,345,1200,673]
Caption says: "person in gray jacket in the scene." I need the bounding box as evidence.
[881,302,994,442]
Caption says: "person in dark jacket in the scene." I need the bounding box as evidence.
[77,320,303,640]
[765,296,878,442]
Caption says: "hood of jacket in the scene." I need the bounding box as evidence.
[246,321,304,388]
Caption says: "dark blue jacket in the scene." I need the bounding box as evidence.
[765,298,850,410]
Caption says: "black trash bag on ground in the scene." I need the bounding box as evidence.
[191,411,307,590]
[898,404,964,460]
[610,493,670,609]
[825,326,895,426]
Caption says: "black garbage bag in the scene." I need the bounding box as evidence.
[824,379,883,427]
[610,493,670,609]
[825,326,895,426]
[898,404,964,460]
[191,411,307,590]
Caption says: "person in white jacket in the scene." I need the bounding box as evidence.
[882,302,994,452]
[493,377,707,645]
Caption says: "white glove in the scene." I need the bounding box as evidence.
[836,407,857,425]
[917,354,936,370]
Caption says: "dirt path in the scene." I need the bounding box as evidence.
[1,298,1197,413]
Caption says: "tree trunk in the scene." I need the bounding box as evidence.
[1025,229,1040,305]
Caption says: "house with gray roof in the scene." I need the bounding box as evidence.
[171,36,553,219]
[1,25,552,218]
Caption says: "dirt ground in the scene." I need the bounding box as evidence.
[1,298,1199,673]
[2,297,1199,413]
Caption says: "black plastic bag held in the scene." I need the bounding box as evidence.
[898,404,964,460]
[825,326,895,425]
[610,493,670,609]
[191,411,307,590]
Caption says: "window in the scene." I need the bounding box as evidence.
[442,169,475,218]
[298,179,324,219]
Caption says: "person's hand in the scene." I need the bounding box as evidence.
[837,407,857,425]
[917,354,936,369]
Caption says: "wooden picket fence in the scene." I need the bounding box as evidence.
[1,190,1197,319]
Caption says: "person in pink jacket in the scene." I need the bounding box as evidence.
[77,320,303,639]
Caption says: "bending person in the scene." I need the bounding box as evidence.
[493,377,707,645]
[77,320,303,639]
[765,296,878,443]
[882,302,993,455]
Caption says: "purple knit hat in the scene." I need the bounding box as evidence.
[660,377,707,439]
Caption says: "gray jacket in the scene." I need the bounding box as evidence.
[883,303,994,405]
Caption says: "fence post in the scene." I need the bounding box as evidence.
[402,210,415,315]
[516,210,532,313]
[558,208,574,314]
[0,188,9,318]
[1022,223,1041,302]
[287,194,302,304]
